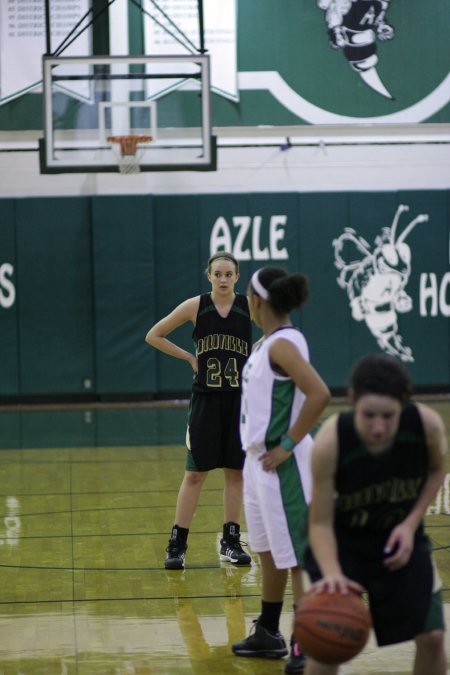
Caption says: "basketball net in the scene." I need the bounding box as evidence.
[107,135,153,174]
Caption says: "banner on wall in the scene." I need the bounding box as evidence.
[1,1,450,125]
[143,0,238,101]
[0,0,92,105]
[237,0,450,124]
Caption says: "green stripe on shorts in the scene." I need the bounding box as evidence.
[186,449,198,471]
[423,588,445,633]
[277,454,309,566]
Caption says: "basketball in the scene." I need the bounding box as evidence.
[294,590,372,664]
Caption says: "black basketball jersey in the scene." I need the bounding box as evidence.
[334,403,428,536]
[192,293,251,393]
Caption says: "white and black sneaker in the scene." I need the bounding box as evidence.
[220,536,251,565]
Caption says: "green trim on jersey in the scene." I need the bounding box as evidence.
[198,304,250,320]
[198,304,217,318]
[197,293,250,319]
[277,454,309,565]
[232,305,252,319]
[265,379,295,450]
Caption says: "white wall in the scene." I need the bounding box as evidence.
[0,125,449,197]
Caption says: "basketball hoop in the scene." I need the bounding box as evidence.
[107,135,153,174]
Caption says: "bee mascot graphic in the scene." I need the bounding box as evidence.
[317,0,395,98]
[333,205,428,362]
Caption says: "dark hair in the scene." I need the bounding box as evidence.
[206,251,239,275]
[350,353,413,404]
[251,266,309,315]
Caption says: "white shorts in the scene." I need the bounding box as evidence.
[243,438,312,569]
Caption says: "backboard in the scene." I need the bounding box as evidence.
[40,54,216,173]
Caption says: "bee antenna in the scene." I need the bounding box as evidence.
[390,204,409,243]
[397,214,429,245]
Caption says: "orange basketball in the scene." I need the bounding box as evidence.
[294,589,372,664]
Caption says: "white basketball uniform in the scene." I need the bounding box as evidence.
[240,326,313,569]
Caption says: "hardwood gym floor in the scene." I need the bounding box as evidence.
[0,400,448,674]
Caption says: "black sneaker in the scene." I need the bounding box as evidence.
[220,536,251,565]
[232,621,288,659]
[164,539,187,570]
[285,642,307,673]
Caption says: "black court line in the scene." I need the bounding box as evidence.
[0,487,224,497]
[0,560,254,570]
[0,588,446,609]
[0,456,192,465]
[0,529,234,541]
[0,591,263,608]
[0,508,450,529]
[0,502,226,520]
[1,535,444,552]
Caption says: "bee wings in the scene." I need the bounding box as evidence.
[333,228,373,289]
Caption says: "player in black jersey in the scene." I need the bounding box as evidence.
[146,252,252,570]
[304,354,447,675]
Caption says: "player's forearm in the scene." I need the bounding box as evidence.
[310,524,342,577]
[146,335,194,364]
[289,390,330,444]
[404,466,447,532]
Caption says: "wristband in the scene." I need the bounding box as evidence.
[280,434,296,452]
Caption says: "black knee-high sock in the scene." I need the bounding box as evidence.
[258,600,283,634]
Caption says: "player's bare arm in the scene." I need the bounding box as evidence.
[309,416,365,595]
[309,416,342,578]
[145,296,200,370]
[397,403,446,530]
[383,403,447,571]
[258,339,330,471]
[269,338,331,443]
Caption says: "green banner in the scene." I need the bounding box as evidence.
[1,1,450,129]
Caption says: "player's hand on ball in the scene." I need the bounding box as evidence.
[311,573,366,596]
[295,586,372,664]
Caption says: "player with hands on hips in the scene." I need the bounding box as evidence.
[232,266,330,675]
[146,252,252,570]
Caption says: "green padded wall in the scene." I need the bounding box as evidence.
[0,199,19,394]
[15,197,94,395]
[91,195,156,394]
[0,190,448,399]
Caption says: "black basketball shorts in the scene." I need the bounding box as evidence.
[185,391,245,472]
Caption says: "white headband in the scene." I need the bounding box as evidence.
[251,270,269,300]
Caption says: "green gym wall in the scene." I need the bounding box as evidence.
[0,190,449,399]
